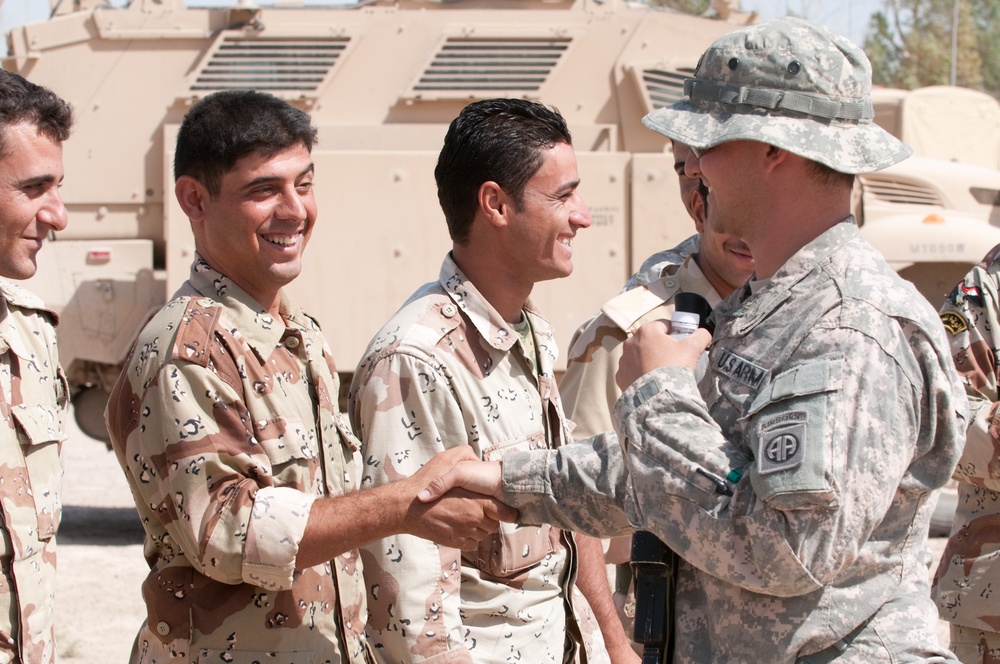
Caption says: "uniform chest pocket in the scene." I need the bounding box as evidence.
[11,401,66,541]
[466,430,557,578]
[254,420,321,490]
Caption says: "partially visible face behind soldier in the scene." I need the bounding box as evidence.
[0,121,67,280]
[673,142,754,295]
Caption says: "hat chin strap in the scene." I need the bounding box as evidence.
[684,78,874,122]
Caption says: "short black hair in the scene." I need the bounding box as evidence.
[807,159,855,189]
[0,70,73,157]
[174,90,318,197]
[435,98,572,244]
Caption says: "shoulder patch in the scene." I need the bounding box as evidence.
[950,283,983,308]
[940,311,969,336]
[758,411,807,475]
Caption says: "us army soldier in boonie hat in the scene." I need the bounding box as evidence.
[642,16,911,174]
[416,16,968,664]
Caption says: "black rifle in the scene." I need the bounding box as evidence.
[630,292,713,664]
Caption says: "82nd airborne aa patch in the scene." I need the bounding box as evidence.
[758,411,807,476]
[940,311,968,336]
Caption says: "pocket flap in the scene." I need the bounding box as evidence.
[11,402,65,445]
[746,355,843,417]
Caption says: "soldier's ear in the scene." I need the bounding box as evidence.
[175,176,209,223]
[479,181,510,229]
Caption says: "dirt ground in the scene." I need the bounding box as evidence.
[52,416,954,663]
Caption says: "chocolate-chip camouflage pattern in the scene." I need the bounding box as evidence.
[561,235,719,441]
[501,222,967,663]
[0,280,67,664]
[349,253,607,664]
[933,243,1000,660]
[105,257,373,664]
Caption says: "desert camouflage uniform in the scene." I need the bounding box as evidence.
[500,221,966,663]
[619,234,698,294]
[0,280,66,664]
[105,257,373,664]
[933,243,1000,664]
[349,253,607,664]
[561,235,717,441]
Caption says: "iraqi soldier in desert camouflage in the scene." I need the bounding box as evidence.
[933,243,1000,664]
[421,18,968,663]
[104,90,513,664]
[0,70,72,664]
[348,98,625,663]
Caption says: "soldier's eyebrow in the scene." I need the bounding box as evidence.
[15,174,59,189]
[553,179,580,197]
[240,163,315,192]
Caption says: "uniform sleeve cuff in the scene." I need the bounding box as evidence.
[242,486,316,590]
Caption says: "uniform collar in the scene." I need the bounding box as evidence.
[436,252,555,358]
[715,217,858,331]
[185,254,311,358]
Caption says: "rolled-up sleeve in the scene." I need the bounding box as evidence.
[242,486,316,589]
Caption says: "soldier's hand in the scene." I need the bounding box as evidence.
[616,320,710,391]
[403,448,515,549]
[418,458,504,503]
[406,487,516,549]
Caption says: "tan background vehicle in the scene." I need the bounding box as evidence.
[5,0,998,440]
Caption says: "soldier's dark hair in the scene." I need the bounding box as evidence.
[435,98,572,244]
[174,90,318,197]
[807,159,855,189]
[0,70,73,158]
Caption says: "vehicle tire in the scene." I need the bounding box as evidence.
[72,387,112,445]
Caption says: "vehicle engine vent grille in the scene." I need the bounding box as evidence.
[407,37,572,99]
[860,176,945,207]
[642,67,696,108]
[970,186,1000,206]
[188,35,349,97]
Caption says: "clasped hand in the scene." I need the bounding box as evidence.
[406,446,513,550]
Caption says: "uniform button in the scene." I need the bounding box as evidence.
[663,278,676,288]
[284,336,300,349]
[156,621,170,636]
[441,304,457,318]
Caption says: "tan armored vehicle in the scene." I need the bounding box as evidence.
[5,1,997,441]
[860,85,1000,301]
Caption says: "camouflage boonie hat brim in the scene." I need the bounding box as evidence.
[643,17,911,174]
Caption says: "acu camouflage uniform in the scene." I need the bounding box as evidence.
[105,257,373,664]
[933,243,1000,664]
[349,253,607,664]
[500,221,966,663]
[0,280,66,664]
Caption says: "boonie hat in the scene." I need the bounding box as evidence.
[643,17,911,174]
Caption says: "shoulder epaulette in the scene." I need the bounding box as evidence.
[165,296,224,368]
[601,276,682,334]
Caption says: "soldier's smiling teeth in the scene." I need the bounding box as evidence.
[559,238,572,247]
[264,234,298,247]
